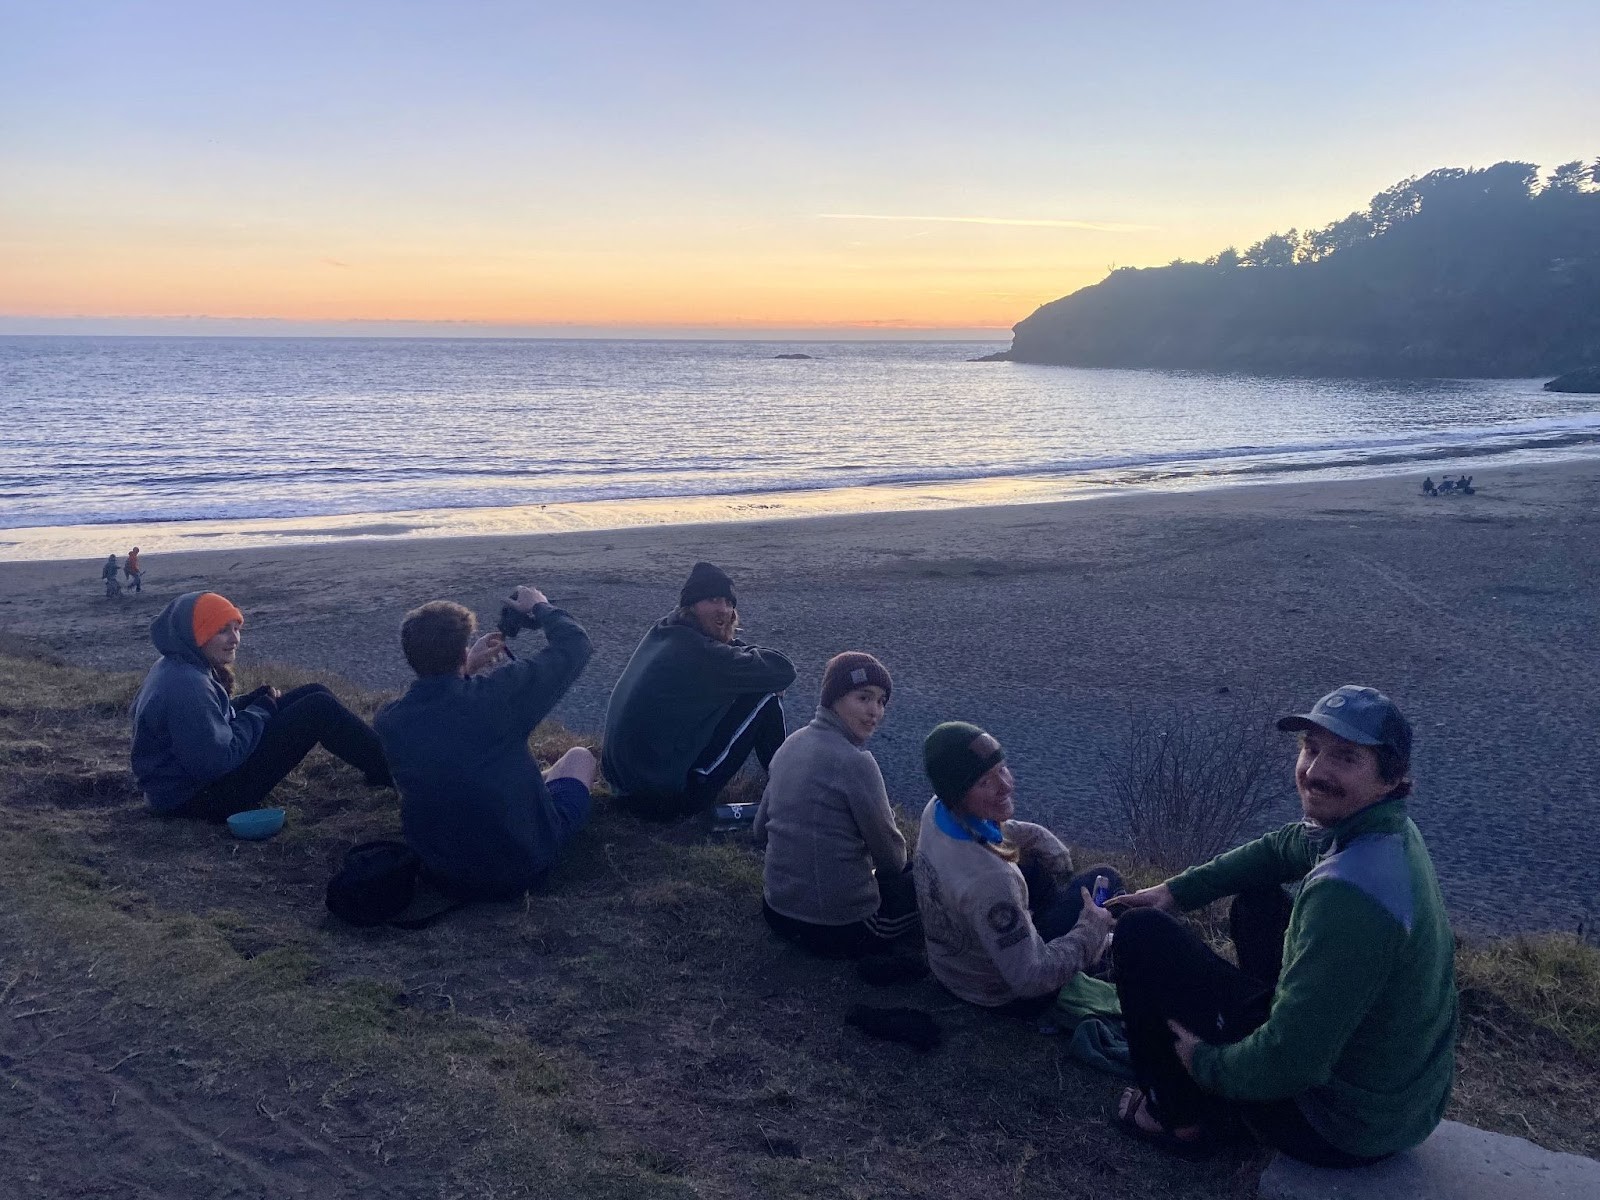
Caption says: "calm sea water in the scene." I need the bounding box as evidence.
[3,336,1598,532]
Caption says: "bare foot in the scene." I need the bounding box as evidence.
[1118,1088,1205,1143]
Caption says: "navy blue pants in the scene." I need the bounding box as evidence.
[1113,889,1389,1167]
[176,684,390,821]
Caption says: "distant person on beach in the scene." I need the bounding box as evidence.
[753,653,919,958]
[124,547,143,593]
[914,721,1120,1016]
[1107,685,1455,1166]
[375,586,596,900]
[101,554,121,597]
[603,562,796,818]
[130,592,391,820]
[1421,476,1436,497]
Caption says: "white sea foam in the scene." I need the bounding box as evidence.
[2,336,1597,541]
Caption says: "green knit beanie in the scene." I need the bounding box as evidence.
[923,721,1005,806]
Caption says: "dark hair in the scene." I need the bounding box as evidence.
[1375,745,1413,799]
[401,601,476,677]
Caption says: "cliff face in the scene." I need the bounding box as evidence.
[1003,163,1600,378]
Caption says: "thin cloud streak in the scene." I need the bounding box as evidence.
[819,213,1153,233]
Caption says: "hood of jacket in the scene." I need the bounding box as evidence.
[149,592,212,669]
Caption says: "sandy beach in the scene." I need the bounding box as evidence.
[3,460,1598,935]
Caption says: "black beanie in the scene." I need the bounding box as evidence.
[820,652,893,709]
[923,721,1004,806]
[679,561,737,609]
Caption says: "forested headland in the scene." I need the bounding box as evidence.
[1001,160,1600,377]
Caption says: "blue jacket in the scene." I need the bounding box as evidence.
[375,604,593,899]
[130,592,270,812]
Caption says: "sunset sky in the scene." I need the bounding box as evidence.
[4,1,1597,336]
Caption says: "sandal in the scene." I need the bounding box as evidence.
[1116,1088,1219,1161]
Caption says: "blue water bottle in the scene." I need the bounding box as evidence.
[1092,874,1112,906]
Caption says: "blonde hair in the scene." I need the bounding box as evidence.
[672,604,741,639]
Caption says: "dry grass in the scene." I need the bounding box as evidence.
[1,644,1596,1198]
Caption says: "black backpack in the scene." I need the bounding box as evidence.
[325,840,459,929]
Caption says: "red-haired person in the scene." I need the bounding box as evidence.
[130,591,390,820]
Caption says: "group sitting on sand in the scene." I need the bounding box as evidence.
[124,561,1457,1172]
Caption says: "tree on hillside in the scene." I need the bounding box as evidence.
[1241,230,1301,268]
[1005,157,1600,377]
[1546,160,1597,194]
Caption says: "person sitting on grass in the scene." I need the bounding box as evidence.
[375,586,596,901]
[602,561,796,818]
[130,591,391,821]
[914,721,1119,1017]
[1107,685,1455,1167]
[753,652,919,959]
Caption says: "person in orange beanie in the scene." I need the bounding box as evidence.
[130,591,391,820]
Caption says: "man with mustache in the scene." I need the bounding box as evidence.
[603,562,796,818]
[1107,686,1456,1167]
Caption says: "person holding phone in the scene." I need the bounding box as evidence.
[914,721,1121,1016]
[375,586,595,900]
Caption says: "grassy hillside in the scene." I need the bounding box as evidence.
[1,644,1595,1198]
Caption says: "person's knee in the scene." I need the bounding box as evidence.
[1230,885,1291,930]
[546,745,597,786]
[1112,908,1185,978]
[292,690,346,723]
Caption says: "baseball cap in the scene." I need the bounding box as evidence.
[1277,685,1412,765]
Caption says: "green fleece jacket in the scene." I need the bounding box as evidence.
[1168,798,1457,1158]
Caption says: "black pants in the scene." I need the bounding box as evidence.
[175,684,390,822]
[992,861,1124,1019]
[1113,889,1388,1168]
[763,862,920,959]
[622,692,785,818]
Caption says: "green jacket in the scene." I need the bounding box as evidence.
[1168,798,1457,1158]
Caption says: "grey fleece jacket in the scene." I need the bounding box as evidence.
[130,592,271,812]
[753,706,907,926]
[601,614,795,797]
[915,800,1100,1006]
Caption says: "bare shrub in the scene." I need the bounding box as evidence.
[1104,695,1284,873]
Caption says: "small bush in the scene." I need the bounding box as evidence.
[1104,696,1283,872]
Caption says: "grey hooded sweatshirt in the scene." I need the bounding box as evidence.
[130,592,270,812]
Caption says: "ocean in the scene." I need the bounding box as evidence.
[3,335,1599,559]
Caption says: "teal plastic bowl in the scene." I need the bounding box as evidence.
[226,807,286,840]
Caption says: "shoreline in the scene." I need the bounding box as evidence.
[5,439,1599,564]
[3,458,1598,936]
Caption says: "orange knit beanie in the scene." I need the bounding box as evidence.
[191,592,244,647]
